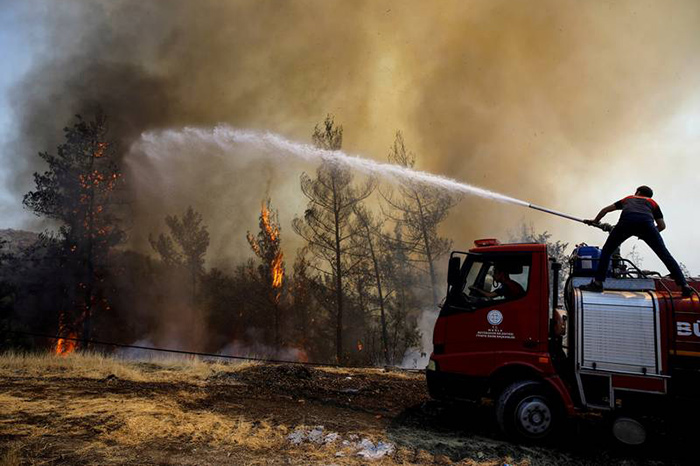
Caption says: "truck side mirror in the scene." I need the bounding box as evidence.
[447,256,461,288]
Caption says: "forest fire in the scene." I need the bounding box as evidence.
[260,203,279,242]
[249,201,285,297]
[271,252,284,291]
[262,201,284,291]
[55,333,77,356]
[55,314,77,356]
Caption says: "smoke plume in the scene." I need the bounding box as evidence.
[6,0,700,269]
[6,0,700,261]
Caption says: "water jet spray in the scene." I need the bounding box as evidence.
[136,126,612,232]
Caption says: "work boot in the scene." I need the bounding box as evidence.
[580,280,604,292]
[682,286,694,297]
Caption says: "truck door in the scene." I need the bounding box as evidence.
[441,253,541,374]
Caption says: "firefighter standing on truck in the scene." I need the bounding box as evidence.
[581,185,692,297]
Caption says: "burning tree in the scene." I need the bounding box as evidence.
[292,116,374,363]
[382,131,457,307]
[247,198,286,348]
[23,113,124,353]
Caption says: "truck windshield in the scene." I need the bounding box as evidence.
[445,254,531,311]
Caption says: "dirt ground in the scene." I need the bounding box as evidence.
[0,353,694,465]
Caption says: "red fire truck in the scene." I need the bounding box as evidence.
[426,238,700,445]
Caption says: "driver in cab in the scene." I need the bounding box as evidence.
[470,266,525,300]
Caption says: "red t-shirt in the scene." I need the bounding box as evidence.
[614,195,663,221]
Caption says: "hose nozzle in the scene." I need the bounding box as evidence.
[584,220,613,232]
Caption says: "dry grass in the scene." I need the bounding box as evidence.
[317,366,420,380]
[0,352,530,465]
[0,444,22,466]
[0,350,256,383]
[0,388,285,455]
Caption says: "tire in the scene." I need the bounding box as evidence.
[496,380,560,441]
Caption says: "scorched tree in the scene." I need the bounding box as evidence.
[23,113,124,348]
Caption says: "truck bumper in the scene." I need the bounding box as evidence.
[426,369,488,402]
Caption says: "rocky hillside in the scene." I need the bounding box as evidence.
[0,229,40,256]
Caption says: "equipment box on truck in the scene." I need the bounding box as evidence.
[427,238,700,444]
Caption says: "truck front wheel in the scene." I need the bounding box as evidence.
[496,380,559,441]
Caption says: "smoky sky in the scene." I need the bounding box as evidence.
[6,0,700,270]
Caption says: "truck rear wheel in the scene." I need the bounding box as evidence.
[496,380,559,441]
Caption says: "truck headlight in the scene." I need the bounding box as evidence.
[427,360,437,371]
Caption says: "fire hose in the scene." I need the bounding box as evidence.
[527,203,613,232]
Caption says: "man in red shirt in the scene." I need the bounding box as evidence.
[581,185,692,296]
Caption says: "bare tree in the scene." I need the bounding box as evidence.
[292,115,374,363]
[382,131,458,307]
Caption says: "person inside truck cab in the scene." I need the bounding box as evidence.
[470,266,525,300]
[581,185,692,297]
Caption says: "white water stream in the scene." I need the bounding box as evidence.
[135,125,531,208]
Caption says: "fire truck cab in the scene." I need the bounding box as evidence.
[427,238,700,444]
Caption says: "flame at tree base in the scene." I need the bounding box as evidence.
[55,332,78,356]
[55,310,79,356]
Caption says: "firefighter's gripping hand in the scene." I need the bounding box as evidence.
[583,219,597,226]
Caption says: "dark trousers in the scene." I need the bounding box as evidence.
[595,219,688,286]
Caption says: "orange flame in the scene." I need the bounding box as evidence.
[261,202,279,242]
[94,141,108,158]
[55,312,77,356]
[55,333,77,356]
[260,202,284,292]
[271,251,284,289]
[248,200,285,302]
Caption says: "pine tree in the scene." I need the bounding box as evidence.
[149,206,210,306]
[23,113,124,347]
[292,115,374,362]
[382,131,457,307]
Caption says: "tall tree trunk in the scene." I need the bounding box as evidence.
[332,180,344,364]
[83,151,97,347]
[191,266,197,349]
[363,222,389,365]
[415,195,438,307]
[274,302,280,349]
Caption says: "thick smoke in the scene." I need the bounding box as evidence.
[5,0,700,360]
[7,0,700,260]
[6,0,379,251]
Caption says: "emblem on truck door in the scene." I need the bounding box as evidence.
[487,310,503,326]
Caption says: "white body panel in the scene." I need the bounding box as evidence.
[576,290,661,375]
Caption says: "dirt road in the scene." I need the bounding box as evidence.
[0,354,693,465]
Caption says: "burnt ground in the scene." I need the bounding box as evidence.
[0,358,696,465]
